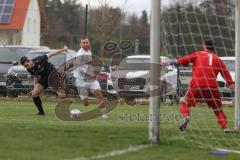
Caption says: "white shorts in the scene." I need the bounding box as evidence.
[76,80,101,100]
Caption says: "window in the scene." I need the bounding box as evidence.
[0,47,33,62]
[119,58,151,70]
[0,0,15,24]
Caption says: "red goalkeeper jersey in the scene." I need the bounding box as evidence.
[177,50,234,88]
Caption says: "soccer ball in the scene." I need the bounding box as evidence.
[70,109,81,118]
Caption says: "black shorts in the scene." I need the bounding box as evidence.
[37,76,49,89]
[37,70,64,90]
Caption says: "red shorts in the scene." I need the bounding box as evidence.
[184,87,222,109]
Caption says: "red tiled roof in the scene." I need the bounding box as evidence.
[0,0,30,30]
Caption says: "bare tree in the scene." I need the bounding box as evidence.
[88,0,124,62]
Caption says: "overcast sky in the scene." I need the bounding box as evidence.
[78,0,170,15]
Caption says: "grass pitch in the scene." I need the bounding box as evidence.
[0,98,239,160]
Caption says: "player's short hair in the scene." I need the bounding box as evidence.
[80,36,88,41]
[20,56,29,65]
[204,39,216,52]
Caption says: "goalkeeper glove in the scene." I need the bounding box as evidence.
[167,60,178,66]
[171,60,178,66]
[161,60,178,66]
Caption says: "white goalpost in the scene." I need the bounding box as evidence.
[149,0,161,143]
[149,0,240,144]
[235,0,240,131]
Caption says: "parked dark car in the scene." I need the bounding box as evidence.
[6,49,76,97]
[0,45,46,96]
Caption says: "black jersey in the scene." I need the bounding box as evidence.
[27,55,55,77]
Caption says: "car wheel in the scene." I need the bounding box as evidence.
[0,91,7,97]
[125,98,136,106]
[7,90,18,98]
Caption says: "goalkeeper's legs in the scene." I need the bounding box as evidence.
[204,88,229,132]
[179,87,200,131]
[180,87,200,117]
[213,109,227,129]
[180,100,190,118]
[204,89,227,128]
[179,100,191,131]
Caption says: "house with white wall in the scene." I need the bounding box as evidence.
[0,0,47,47]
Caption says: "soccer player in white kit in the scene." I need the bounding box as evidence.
[74,37,107,118]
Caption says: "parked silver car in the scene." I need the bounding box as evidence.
[112,55,178,104]
[217,57,235,100]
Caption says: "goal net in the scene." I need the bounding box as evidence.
[159,0,240,150]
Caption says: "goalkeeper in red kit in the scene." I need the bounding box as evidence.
[168,39,234,133]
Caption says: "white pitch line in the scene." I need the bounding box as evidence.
[215,148,240,154]
[71,144,152,160]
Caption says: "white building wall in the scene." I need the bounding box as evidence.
[0,30,22,45]
[21,0,40,47]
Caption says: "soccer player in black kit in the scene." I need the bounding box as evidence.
[20,46,68,115]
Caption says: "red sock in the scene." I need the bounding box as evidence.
[214,111,227,129]
[180,101,190,118]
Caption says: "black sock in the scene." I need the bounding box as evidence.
[33,96,45,114]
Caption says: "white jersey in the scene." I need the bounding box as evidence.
[74,48,95,86]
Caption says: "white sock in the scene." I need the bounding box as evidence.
[100,107,108,119]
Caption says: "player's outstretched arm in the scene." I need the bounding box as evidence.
[219,60,234,87]
[48,45,69,58]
